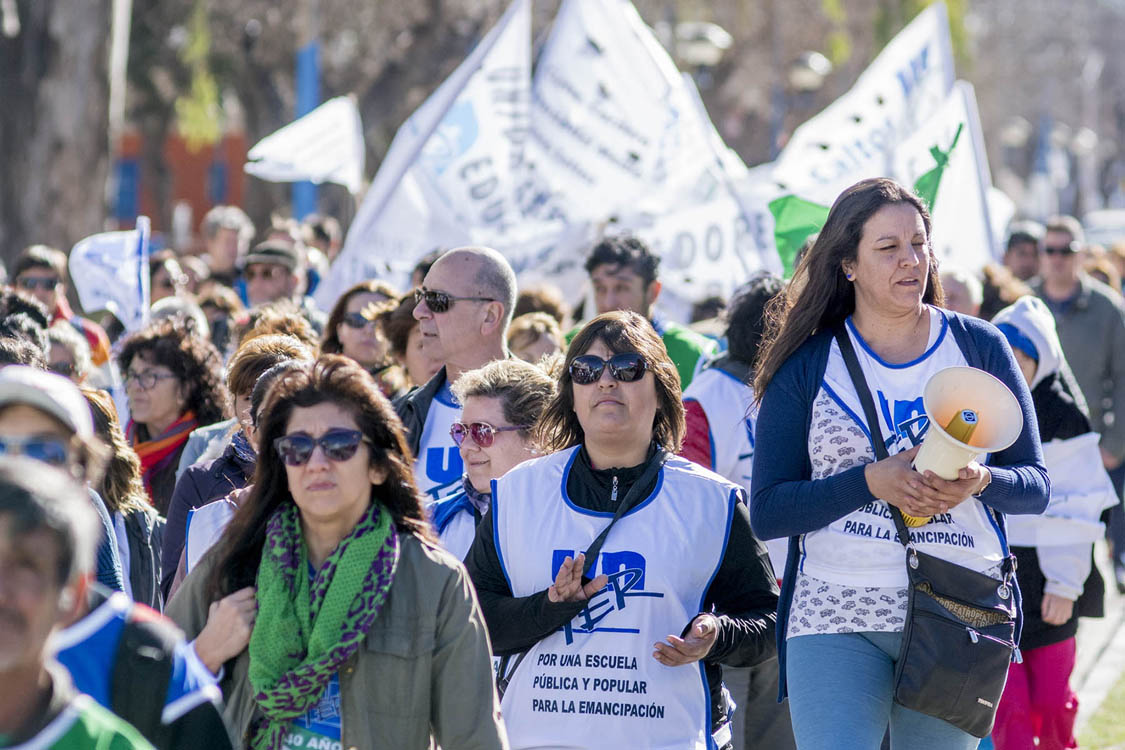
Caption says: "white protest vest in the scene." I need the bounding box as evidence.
[800,309,1007,588]
[493,447,735,750]
[682,367,755,487]
[413,390,464,501]
[681,367,787,577]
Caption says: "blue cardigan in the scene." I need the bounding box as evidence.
[750,311,1050,699]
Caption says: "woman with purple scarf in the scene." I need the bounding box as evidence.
[167,356,506,749]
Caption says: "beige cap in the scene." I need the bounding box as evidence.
[0,365,93,438]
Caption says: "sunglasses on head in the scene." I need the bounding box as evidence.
[413,287,496,314]
[0,436,70,466]
[16,277,58,291]
[1044,242,1079,256]
[450,421,526,448]
[341,311,376,329]
[273,429,371,467]
[568,352,648,385]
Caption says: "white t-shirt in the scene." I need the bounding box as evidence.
[789,308,1007,638]
[412,383,464,501]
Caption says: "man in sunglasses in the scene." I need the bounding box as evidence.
[240,239,327,333]
[400,246,516,500]
[1031,215,1125,591]
[11,244,111,371]
[572,235,716,389]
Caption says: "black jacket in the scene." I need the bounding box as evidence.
[161,442,254,598]
[393,366,448,457]
[120,506,165,612]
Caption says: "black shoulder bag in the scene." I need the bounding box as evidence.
[495,448,669,699]
[834,324,1018,738]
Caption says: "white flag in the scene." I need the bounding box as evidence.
[69,216,151,333]
[245,96,365,194]
[319,0,532,309]
[893,81,998,271]
[771,2,955,205]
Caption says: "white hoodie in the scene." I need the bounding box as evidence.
[993,296,1117,600]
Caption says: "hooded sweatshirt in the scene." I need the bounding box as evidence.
[992,297,1115,630]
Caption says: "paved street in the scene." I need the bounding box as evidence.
[1074,541,1125,730]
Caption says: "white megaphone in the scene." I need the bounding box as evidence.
[905,366,1024,527]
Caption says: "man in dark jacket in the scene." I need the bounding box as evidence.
[396,246,515,500]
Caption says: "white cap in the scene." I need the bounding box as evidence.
[0,365,93,438]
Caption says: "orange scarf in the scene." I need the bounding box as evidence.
[127,411,198,502]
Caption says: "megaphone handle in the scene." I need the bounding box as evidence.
[833,324,920,550]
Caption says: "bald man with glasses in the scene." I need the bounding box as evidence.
[395,246,516,500]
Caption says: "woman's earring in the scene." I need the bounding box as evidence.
[845,273,855,281]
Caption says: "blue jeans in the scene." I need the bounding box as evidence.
[786,631,981,750]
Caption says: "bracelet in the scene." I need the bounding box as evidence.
[972,467,992,497]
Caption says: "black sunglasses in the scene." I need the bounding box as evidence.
[414,287,496,314]
[569,353,648,385]
[274,429,371,467]
[1043,242,1078,256]
[450,421,527,448]
[341,311,376,329]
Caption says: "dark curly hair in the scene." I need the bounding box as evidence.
[209,355,434,599]
[117,316,229,428]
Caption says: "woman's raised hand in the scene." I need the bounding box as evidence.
[547,553,608,603]
[193,586,257,674]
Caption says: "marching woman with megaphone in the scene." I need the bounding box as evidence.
[751,178,1049,750]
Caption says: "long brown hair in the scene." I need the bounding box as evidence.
[754,178,944,399]
[209,355,433,599]
[82,388,149,516]
[535,311,685,453]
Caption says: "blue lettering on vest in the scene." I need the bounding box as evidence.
[876,391,929,451]
[425,446,463,486]
[550,550,664,645]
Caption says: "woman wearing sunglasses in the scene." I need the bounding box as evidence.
[465,310,779,750]
[167,355,506,750]
[429,358,557,560]
[321,280,406,397]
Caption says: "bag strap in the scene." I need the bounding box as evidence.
[497,446,669,700]
[581,447,669,583]
[832,323,913,549]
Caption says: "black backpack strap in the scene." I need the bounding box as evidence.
[111,606,180,748]
[833,323,912,547]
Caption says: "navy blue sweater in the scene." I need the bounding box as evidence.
[750,311,1050,698]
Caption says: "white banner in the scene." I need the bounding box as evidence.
[894,81,998,270]
[69,216,151,333]
[771,2,954,205]
[319,0,532,308]
[245,96,365,194]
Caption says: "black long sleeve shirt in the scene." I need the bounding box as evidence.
[464,444,779,723]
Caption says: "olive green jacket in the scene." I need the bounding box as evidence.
[167,532,508,750]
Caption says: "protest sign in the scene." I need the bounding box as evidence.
[69,216,151,334]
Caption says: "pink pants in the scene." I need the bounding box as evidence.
[992,637,1078,750]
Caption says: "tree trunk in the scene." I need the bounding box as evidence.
[0,0,110,271]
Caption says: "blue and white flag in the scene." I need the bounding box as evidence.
[317,0,532,307]
[69,216,151,334]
